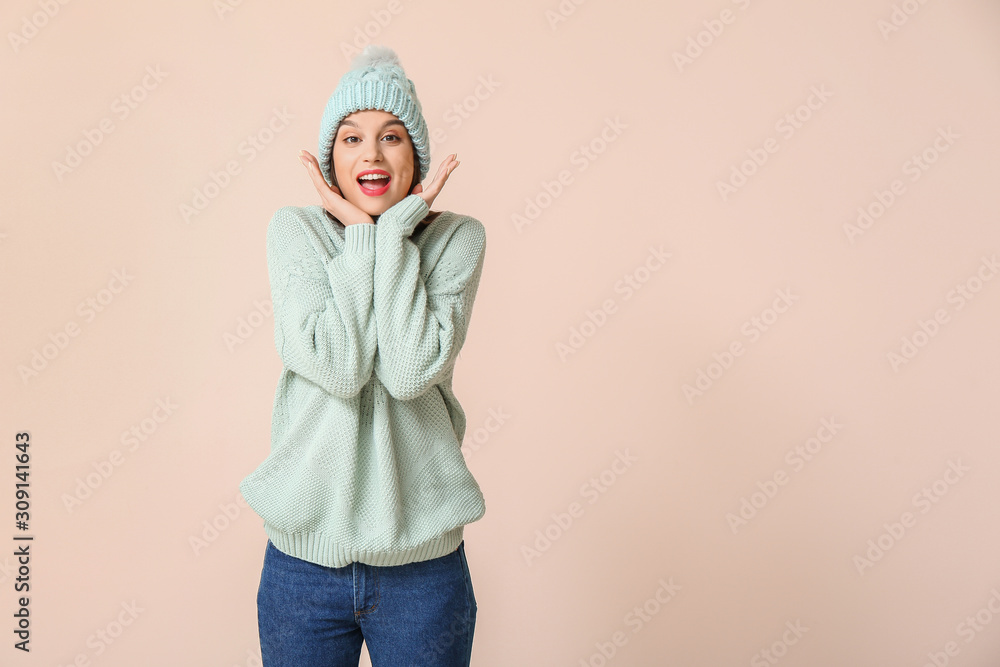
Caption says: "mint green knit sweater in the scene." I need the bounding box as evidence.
[239,193,487,567]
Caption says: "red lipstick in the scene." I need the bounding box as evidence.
[356,169,392,197]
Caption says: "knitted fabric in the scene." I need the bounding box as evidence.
[239,194,487,567]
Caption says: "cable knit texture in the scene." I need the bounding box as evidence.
[239,194,487,567]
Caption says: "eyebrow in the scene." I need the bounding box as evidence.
[339,119,405,131]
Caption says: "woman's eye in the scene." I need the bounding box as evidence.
[342,135,398,144]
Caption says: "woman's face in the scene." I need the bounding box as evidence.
[332,109,416,217]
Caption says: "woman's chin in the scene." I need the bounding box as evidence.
[355,196,406,216]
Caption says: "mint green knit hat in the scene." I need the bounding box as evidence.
[318,45,431,189]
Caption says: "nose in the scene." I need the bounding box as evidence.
[360,138,383,163]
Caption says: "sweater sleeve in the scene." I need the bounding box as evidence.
[267,206,378,398]
[372,195,486,401]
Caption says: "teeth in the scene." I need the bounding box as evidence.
[359,173,389,181]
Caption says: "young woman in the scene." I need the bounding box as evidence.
[238,45,488,666]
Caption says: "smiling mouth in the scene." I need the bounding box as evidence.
[357,172,391,196]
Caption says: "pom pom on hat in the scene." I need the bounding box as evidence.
[350,44,401,70]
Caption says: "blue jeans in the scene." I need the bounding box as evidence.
[256,539,477,666]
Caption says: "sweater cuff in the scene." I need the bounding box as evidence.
[378,194,429,236]
[343,222,377,254]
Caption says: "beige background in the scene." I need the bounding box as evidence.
[3,0,1000,665]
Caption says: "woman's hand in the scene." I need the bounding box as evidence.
[411,153,460,210]
[298,150,374,226]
